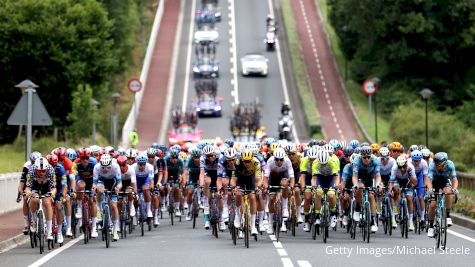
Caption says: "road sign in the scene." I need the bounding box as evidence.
[7,91,52,126]
[362,80,378,96]
[128,78,142,93]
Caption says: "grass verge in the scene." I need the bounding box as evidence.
[281,0,323,139]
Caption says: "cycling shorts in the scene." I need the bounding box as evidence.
[77,177,94,191]
[236,175,255,191]
[269,171,289,193]
[315,174,336,189]
[31,181,52,196]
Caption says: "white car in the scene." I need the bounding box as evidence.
[194,25,219,44]
[240,53,269,77]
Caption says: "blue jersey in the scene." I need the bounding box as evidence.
[217,156,234,178]
[428,160,457,181]
[341,163,352,183]
[352,155,380,177]
[76,158,98,180]
[53,163,68,187]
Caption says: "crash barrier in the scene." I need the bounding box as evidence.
[0,173,22,214]
[121,0,165,147]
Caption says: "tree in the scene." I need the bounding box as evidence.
[67,84,95,141]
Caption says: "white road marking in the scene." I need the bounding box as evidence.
[273,241,283,248]
[281,257,295,267]
[297,260,312,267]
[229,0,239,104]
[180,0,196,112]
[269,234,277,241]
[448,229,475,243]
[27,236,84,267]
[277,248,288,256]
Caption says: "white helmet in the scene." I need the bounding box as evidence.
[324,144,334,153]
[317,150,329,164]
[126,148,138,158]
[379,147,390,157]
[34,157,50,171]
[396,155,407,167]
[307,147,318,159]
[273,147,286,159]
[202,145,215,155]
[421,148,431,158]
[100,154,112,166]
[224,147,237,159]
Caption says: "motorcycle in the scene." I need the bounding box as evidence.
[278,115,293,141]
[265,29,276,51]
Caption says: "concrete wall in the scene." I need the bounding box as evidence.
[0,173,22,214]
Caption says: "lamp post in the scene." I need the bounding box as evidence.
[419,88,434,147]
[342,25,348,81]
[372,77,380,143]
[91,99,99,145]
[112,92,121,148]
[15,80,39,161]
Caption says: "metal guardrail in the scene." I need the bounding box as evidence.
[457,172,475,191]
[0,173,22,215]
[121,0,165,147]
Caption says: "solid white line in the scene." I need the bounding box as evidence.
[158,0,185,143]
[448,229,475,243]
[281,257,295,267]
[297,260,312,267]
[268,0,300,143]
[181,0,196,112]
[28,236,84,267]
[229,0,239,104]
[273,241,283,248]
[277,248,288,256]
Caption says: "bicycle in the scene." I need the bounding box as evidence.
[137,190,152,236]
[360,186,373,243]
[118,191,133,239]
[191,185,201,229]
[239,187,256,248]
[288,187,298,237]
[228,187,238,245]
[380,187,393,236]
[348,189,357,239]
[167,181,181,225]
[432,190,456,250]
[412,186,425,235]
[398,187,410,239]
[99,190,113,248]
[28,192,50,254]
[268,185,284,242]
[209,187,221,238]
[77,190,92,244]
[49,195,64,250]
[319,187,334,243]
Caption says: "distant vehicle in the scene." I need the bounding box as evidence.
[195,5,221,24]
[240,53,269,77]
[194,25,219,44]
[194,95,223,117]
[168,124,203,146]
[193,56,219,78]
[265,30,276,51]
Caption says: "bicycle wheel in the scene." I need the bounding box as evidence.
[83,203,89,244]
[322,203,329,243]
[275,200,281,242]
[441,207,447,250]
[365,202,371,243]
[290,198,296,236]
[403,202,408,239]
[414,198,420,235]
[382,201,388,235]
[244,206,249,248]
[38,211,45,254]
[140,204,145,236]
[30,231,35,248]
[103,205,111,248]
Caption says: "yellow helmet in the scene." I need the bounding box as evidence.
[269,143,280,154]
[241,149,253,161]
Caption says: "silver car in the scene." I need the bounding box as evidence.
[194,25,219,44]
[240,53,269,77]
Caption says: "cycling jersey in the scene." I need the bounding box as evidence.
[20,161,32,185]
[339,156,350,176]
[379,157,396,176]
[408,158,428,196]
[164,156,184,182]
[52,163,67,201]
[341,163,354,189]
[132,162,154,190]
[27,164,56,195]
[217,155,235,179]
[120,165,136,189]
[299,156,315,186]
[390,162,416,187]
[93,163,122,191]
[232,158,261,190]
[311,156,339,177]
[428,160,456,190]
[200,155,219,187]
[352,154,380,187]
[264,156,294,178]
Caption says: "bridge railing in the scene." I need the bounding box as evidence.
[0,173,22,214]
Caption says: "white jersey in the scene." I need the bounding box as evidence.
[407,158,428,176]
[148,157,159,174]
[264,156,294,178]
[132,162,154,182]
[93,162,121,182]
[121,165,136,183]
[390,162,416,186]
[379,157,396,176]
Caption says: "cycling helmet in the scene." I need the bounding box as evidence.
[349,140,360,149]
[324,144,334,153]
[396,155,407,167]
[266,138,276,146]
[190,148,202,158]
[329,139,340,150]
[67,148,77,161]
[409,145,419,152]
[147,148,157,157]
[360,146,372,156]
[90,145,101,157]
[117,156,127,166]
[411,150,423,161]
[224,138,234,148]
[151,143,159,149]
[284,144,297,154]
[308,139,318,147]
[34,157,49,171]
[389,141,402,151]
[418,145,427,151]
[370,143,380,153]
[269,143,280,153]
[136,154,147,164]
[434,152,447,165]
[241,149,253,161]
[77,148,90,159]
[350,154,359,165]
[353,147,361,155]
[342,146,354,157]
[339,140,347,149]
[421,148,431,158]
[117,148,126,157]
[273,147,286,159]
[379,147,390,157]
[46,153,59,166]
[29,151,42,164]
[169,149,179,158]
[224,147,237,159]
[307,147,318,159]
[104,146,115,155]
[53,147,67,160]
[317,150,329,164]
[202,145,215,155]
[360,142,370,147]
[100,154,112,166]
[126,148,138,158]
[316,140,327,146]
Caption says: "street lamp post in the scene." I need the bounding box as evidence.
[342,25,348,81]
[419,88,434,147]
[91,99,99,145]
[15,80,39,161]
[112,92,121,148]
[372,77,380,143]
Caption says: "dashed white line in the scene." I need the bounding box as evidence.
[282,258,295,267]
[297,260,312,267]
[273,241,283,249]
[277,248,288,256]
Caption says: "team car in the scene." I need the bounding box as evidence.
[193,56,219,78]
[240,53,269,77]
[194,95,223,117]
[168,124,203,146]
[194,24,219,44]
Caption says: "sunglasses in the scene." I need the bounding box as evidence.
[226,159,235,162]
[36,169,47,175]
[398,165,407,169]
[206,154,215,158]
[381,156,389,160]
[391,150,401,153]
[138,163,146,166]
[362,156,371,160]
[275,158,284,162]
[127,157,135,160]
[80,156,89,160]
[287,153,295,156]
[148,156,155,159]
[243,160,252,163]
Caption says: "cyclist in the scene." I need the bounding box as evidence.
[46,154,68,243]
[421,148,433,165]
[217,147,237,226]
[74,148,99,237]
[284,144,303,224]
[370,143,380,157]
[312,149,340,228]
[426,152,458,238]
[184,148,204,221]
[117,156,137,221]
[25,157,56,240]
[299,147,318,232]
[164,149,185,218]
[231,149,262,237]
[339,146,353,177]
[389,141,403,159]
[54,147,76,237]
[133,154,155,225]
[339,154,359,226]
[126,148,138,165]
[264,147,295,233]
[407,150,429,229]
[146,148,161,226]
[199,145,220,230]
[92,154,122,241]
[389,155,417,231]
[351,146,381,233]
[17,151,42,234]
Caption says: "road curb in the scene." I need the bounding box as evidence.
[0,233,28,253]
[452,213,475,230]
